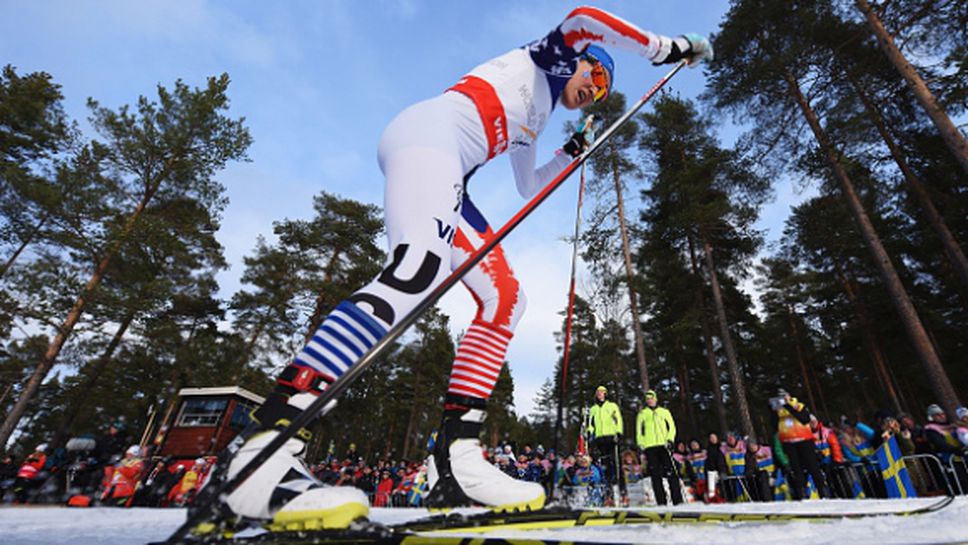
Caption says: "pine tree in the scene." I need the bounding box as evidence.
[0,74,251,447]
[853,0,968,173]
[709,0,962,418]
[0,65,75,278]
[638,95,768,440]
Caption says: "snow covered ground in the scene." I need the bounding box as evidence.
[1,497,966,545]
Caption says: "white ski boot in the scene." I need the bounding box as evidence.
[425,395,545,512]
[223,381,368,531]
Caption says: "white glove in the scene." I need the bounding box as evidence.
[681,33,714,67]
[654,34,714,68]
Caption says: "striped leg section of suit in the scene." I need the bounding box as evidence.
[293,301,388,384]
[447,319,512,400]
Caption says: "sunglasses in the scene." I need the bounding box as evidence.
[581,57,610,102]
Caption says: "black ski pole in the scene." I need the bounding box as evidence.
[161,59,687,545]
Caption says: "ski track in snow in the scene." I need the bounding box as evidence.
[0,497,966,545]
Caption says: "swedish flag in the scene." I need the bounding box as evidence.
[774,469,790,501]
[846,466,866,499]
[773,469,819,500]
[876,436,917,498]
[407,470,428,506]
[805,474,820,499]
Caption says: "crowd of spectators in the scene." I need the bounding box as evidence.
[2,400,966,508]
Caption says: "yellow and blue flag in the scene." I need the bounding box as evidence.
[805,474,820,499]
[847,466,866,499]
[774,469,790,501]
[407,470,428,506]
[876,436,917,498]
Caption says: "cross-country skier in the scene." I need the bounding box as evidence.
[223,6,713,530]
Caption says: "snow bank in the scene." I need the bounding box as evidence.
[0,497,965,545]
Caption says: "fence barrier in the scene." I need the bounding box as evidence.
[947,456,967,496]
[361,455,967,509]
[901,454,954,496]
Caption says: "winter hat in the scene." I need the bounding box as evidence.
[957,407,968,420]
[645,390,657,401]
[126,445,141,457]
[35,443,48,453]
[926,404,945,419]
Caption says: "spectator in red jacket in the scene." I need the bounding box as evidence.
[13,444,48,503]
[373,470,394,507]
[101,445,146,506]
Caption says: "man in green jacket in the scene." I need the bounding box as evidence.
[587,386,624,499]
[636,390,683,505]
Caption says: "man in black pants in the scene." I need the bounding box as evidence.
[587,386,625,503]
[771,389,827,499]
[636,390,683,505]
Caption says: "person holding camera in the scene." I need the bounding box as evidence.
[770,389,828,499]
[636,390,683,505]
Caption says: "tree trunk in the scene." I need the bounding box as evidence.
[50,312,135,449]
[0,211,50,279]
[687,236,728,434]
[811,366,831,423]
[610,140,650,393]
[0,187,157,448]
[231,316,269,384]
[401,365,423,460]
[835,265,904,415]
[783,71,962,418]
[675,340,699,440]
[700,236,755,441]
[885,356,911,414]
[786,308,817,411]
[304,249,343,344]
[855,0,968,175]
[846,72,968,297]
[675,362,689,437]
[0,383,12,408]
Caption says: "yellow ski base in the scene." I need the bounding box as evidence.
[266,502,369,531]
[190,521,219,536]
[489,493,546,514]
[428,493,546,516]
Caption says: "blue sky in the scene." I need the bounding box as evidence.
[2,1,814,417]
